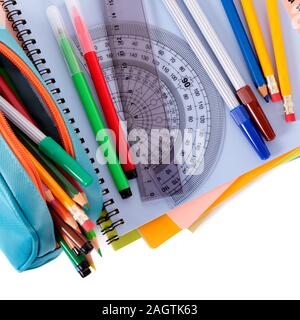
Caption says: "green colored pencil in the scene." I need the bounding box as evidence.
[57,234,91,278]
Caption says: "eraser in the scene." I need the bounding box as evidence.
[285,113,296,123]
[271,93,282,103]
[82,219,96,232]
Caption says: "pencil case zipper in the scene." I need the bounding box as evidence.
[0,41,78,234]
[0,42,75,158]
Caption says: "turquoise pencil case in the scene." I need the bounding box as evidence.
[0,27,102,272]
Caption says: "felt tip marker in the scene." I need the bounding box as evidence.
[184,0,275,142]
[0,95,92,187]
[65,0,137,180]
[47,5,132,199]
[163,0,270,160]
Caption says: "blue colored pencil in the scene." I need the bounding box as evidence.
[221,0,269,102]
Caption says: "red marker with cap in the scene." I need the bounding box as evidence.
[65,0,137,179]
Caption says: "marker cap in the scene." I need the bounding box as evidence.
[77,267,92,278]
[237,85,276,141]
[65,0,95,55]
[47,5,82,76]
[230,105,271,160]
[47,5,69,43]
[39,137,93,187]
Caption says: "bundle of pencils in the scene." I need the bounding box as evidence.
[222,0,296,122]
[0,66,102,278]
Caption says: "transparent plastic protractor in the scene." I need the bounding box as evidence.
[76,24,225,206]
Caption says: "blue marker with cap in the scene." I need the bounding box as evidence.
[163,0,270,160]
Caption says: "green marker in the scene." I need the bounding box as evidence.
[14,127,87,205]
[47,5,132,199]
[0,94,92,187]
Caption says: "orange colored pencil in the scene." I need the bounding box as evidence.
[44,185,81,234]
[27,152,95,232]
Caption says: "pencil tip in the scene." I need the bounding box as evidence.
[258,85,269,100]
[264,95,270,103]
[98,249,103,257]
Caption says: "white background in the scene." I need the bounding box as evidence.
[1,159,300,300]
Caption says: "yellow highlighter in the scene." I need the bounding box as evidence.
[241,0,281,102]
[266,0,296,122]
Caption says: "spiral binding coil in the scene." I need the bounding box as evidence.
[1,0,122,244]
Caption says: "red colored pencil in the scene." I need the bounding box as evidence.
[66,0,137,179]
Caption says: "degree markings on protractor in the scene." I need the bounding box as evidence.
[78,24,225,206]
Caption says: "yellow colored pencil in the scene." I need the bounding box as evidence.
[27,152,96,232]
[266,0,296,122]
[241,0,281,102]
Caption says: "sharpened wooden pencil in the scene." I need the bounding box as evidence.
[241,0,281,102]
[266,0,296,122]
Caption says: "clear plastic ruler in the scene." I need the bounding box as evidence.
[75,0,226,206]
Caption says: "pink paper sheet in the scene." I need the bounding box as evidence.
[168,180,235,229]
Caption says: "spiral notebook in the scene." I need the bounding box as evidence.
[3,0,300,243]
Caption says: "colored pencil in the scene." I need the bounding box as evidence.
[44,185,96,268]
[162,0,270,160]
[65,0,137,180]
[61,228,96,270]
[183,0,275,142]
[62,231,81,256]
[266,0,296,122]
[47,6,132,199]
[57,234,91,278]
[16,128,89,208]
[0,65,20,98]
[221,0,269,102]
[86,254,96,271]
[0,95,93,187]
[84,229,102,257]
[241,0,281,102]
[44,185,82,234]
[0,68,90,208]
[26,151,96,232]
[51,208,94,255]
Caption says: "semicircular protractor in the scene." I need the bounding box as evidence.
[75,23,226,207]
